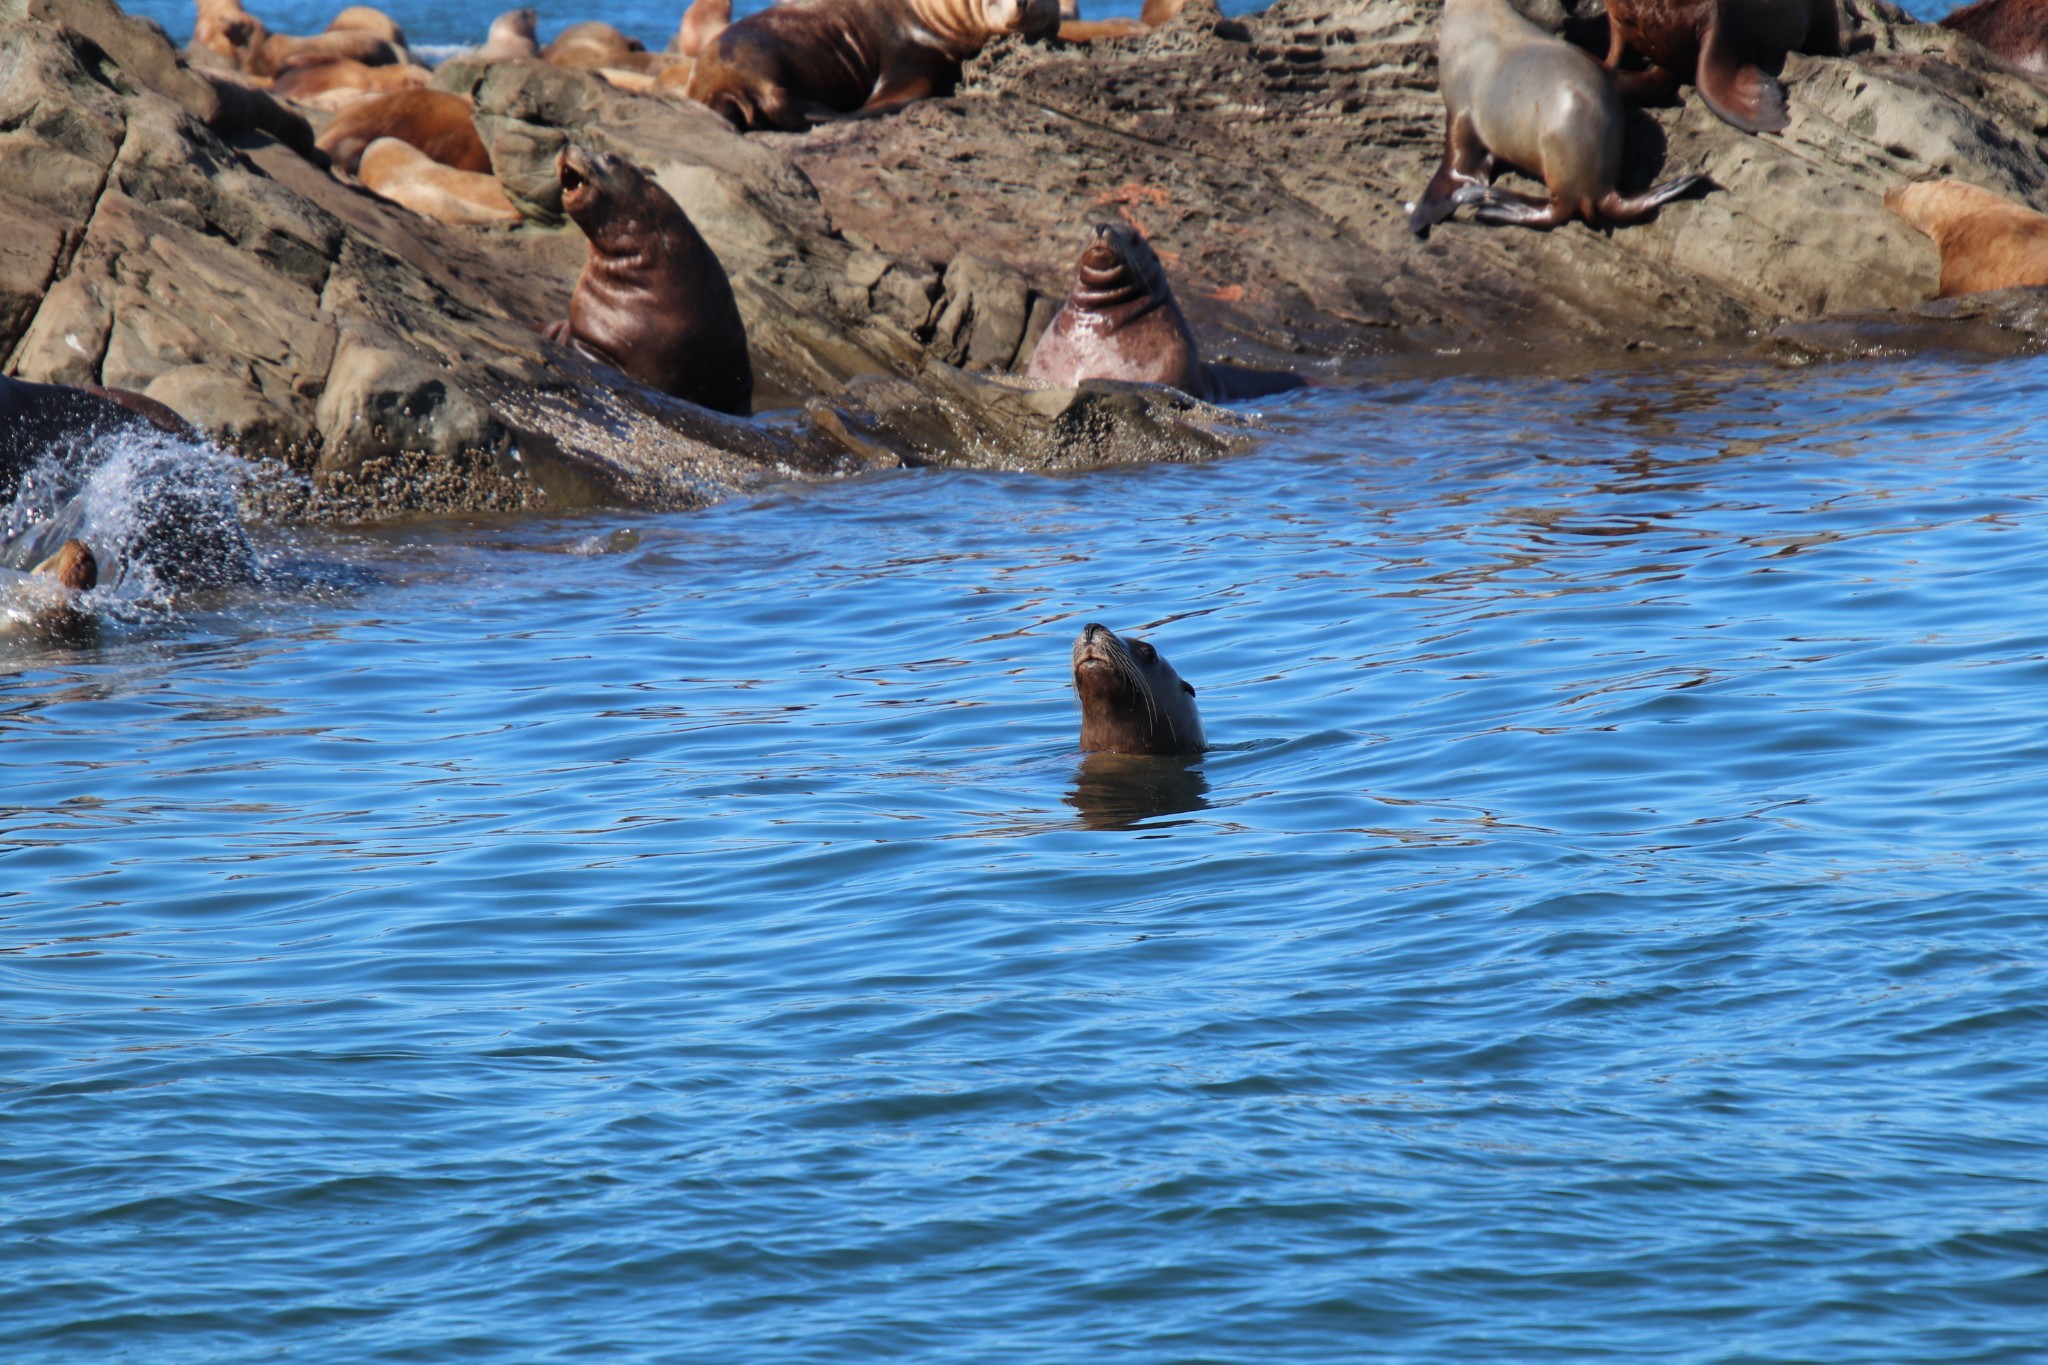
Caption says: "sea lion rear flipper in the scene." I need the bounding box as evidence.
[1407,169,1490,236]
[1595,173,1715,226]
[1696,20,1789,133]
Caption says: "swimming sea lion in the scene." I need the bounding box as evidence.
[316,89,492,175]
[1885,179,2048,297]
[674,0,732,57]
[474,7,540,61]
[686,0,1059,131]
[0,541,99,642]
[1071,623,1205,756]
[1601,0,1838,133]
[0,376,193,502]
[358,137,523,226]
[1941,0,2048,74]
[1407,0,1708,233]
[1026,223,1303,401]
[543,146,753,416]
[272,55,431,109]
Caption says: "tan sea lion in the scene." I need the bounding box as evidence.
[316,89,493,175]
[1407,0,1708,232]
[358,137,523,226]
[326,4,407,48]
[1941,0,2048,74]
[543,146,753,416]
[0,541,99,642]
[686,0,1059,131]
[674,0,732,57]
[1885,179,2048,297]
[194,0,265,65]
[1072,623,1205,756]
[544,21,657,70]
[1602,0,1838,133]
[272,55,432,108]
[1026,222,1303,401]
[475,7,540,61]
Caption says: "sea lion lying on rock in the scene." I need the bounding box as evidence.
[544,21,656,70]
[1408,0,1708,232]
[316,89,493,175]
[1072,622,1205,755]
[359,138,523,226]
[326,4,407,49]
[272,55,432,110]
[1941,0,2048,75]
[195,0,408,80]
[1602,0,1839,133]
[686,0,1060,130]
[474,7,540,61]
[198,70,323,159]
[543,146,754,416]
[674,0,732,57]
[1886,179,2048,296]
[1026,223,1303,402]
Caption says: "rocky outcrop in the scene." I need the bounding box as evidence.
[9,0,2048,523]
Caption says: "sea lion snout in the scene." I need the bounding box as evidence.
[981,0,1061,37]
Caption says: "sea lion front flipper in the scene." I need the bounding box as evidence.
[1696,19,1789,133]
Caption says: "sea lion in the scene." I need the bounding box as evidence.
[686,0,1059,131]
[316,89,492,175]
[544,21,657,71]
[1026,222,1303,401]
[543,146,753,415]
[1071,623,1205,756]
[1601,0,1838,133]
[0,541,99,642]
[198,70,323,159]
[1942,0,2048,74]
[1407,0,1708,232]
[326,4,407,49]
[475,7,540,61]
[272,55,432,109]
[1885,179,2048,297]
[357,138,523,226]
[674,0,732,57]
[0,376,193,503]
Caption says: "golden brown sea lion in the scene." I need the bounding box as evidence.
[34,541,98,594]
[1026,223,1303,401]
[543,21,657,70]
[1941,0,2048,74]
[1602,0,1838,133]
[1885,179,2048,297]
[1408,0,1708,232]
[316,89,493,175]
[0,541,99,642]
[358,138,523,226]
[674,0,732,57]
[272,54,432,108]
[543,146,753,416]
[685,0,1059,131]
[1072,623,1206,756]
[326,4,407,48]
[475,6,540,61]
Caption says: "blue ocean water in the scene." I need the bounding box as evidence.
[6,354,2048,1361]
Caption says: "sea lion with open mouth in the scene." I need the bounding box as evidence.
[1071,622,1206,756]
[543,145,754,416]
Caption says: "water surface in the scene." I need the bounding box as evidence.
[6,356,2048,1360]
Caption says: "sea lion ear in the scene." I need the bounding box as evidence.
[1181,681,1196,696]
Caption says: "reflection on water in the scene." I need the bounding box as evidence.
[1066,751,1212,829]
[6,356,2048,1363]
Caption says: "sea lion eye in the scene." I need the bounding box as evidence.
[1134,641,1156,662]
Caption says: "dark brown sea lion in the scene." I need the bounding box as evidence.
[1026,223,1303,401]
[542,146,753,416]
[685,0,1059,131]
[475,7,540,60]
[1885,179,2048,297]
[1602,0,1838,133]
[0,377,191,501]
[1408,0,1708,232]
[1072,623,1205,756]
[198,70,323,160]
[1942,0,2048,74]
[316,89,492,175]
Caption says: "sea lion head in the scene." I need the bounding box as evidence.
[557,145,670,252]
[487,7,540,49]
[33,540,97,593]
[1071,622,1205,755]
[1071,220,1173,313]
[977,0,1062,38]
